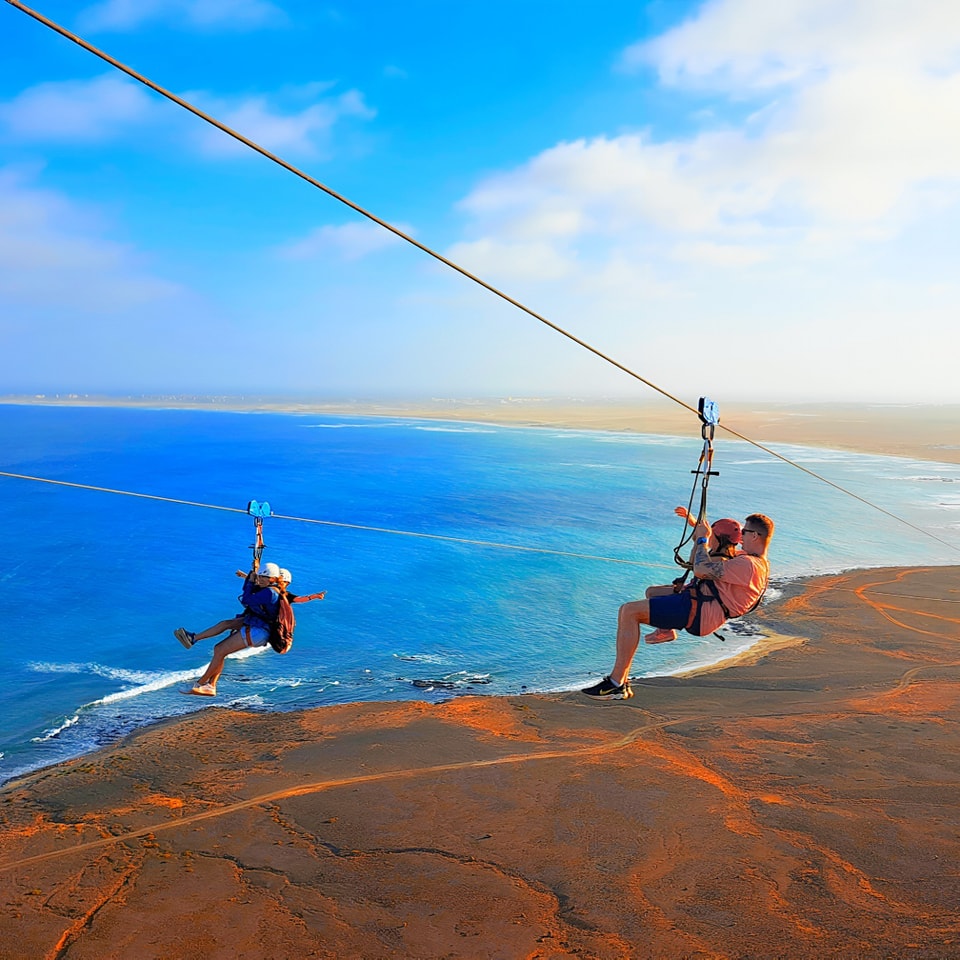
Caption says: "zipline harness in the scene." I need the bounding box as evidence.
[665,398,768,638]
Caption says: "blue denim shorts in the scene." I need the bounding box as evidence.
[648,590,693,630]
[240,623,271,648]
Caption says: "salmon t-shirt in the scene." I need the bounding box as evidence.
[697,554,769,635]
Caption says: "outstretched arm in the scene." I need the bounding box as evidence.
[691,522,727,580]
[291,591,326,604]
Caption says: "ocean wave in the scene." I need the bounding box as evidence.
[28,661,160,684]
[31,713,80,743]
[225,694,267,708]
[303,420,405,429]
[413,425,497,434]
[893,476,959,483]
[27,651,263,695]
[24,654,274,736]
[91,668,201,706]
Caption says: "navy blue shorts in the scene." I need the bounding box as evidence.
[649,591,693,630]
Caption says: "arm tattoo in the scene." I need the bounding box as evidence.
[693,544,726,580]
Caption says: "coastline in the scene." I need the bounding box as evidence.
[5,397,956,795]
[4,394,959,464]
[673,626,808,678]
[3,564,959,958]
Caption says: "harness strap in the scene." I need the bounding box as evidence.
[693,577,733,620]
[686,554,771,629]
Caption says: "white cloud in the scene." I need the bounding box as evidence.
[0,74,375,162]
[278,221,410,261]
[440,0,960,401]
[0,74,158,143]
[78,0,285,32]
[188,87,375,158]
[446,238,573,283]
[0,166,249,393]
[453,0,960,280]
[0,167,179,312]
[623,0,960,90]
[669,240,769,267]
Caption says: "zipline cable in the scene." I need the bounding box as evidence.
[714,422,958,553]
[3,0,958,557]
[1,0,698,420]
[0,470,676,570]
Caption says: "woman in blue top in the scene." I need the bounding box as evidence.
[175,562,284,697]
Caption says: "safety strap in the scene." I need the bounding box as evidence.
[689,556,770,624]
[247,499,272,570]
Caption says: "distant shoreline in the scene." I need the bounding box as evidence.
[3,394,959,464]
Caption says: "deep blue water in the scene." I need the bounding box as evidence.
[1,403,957,784]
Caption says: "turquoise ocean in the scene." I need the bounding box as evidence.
[1,402,958,785]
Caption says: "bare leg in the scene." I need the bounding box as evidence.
[193,616,244,643]
[610,599,652,685]
[196,630,248,690]
[643,585,680,643]
[645,584,675,599]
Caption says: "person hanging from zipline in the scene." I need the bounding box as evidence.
[582,396,774,700]
[642,507,745,644]
[174,502,325,697]
[582,512,773,700]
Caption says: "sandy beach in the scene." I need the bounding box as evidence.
[5,395,960,464]
[2,564,959,959]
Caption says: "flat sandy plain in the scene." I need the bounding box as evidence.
[1,398,958,958]
[5,394,960,463]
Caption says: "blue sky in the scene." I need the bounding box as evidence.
[2,0,959,403]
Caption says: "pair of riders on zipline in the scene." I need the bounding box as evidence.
[582,511,774,700]
[175,561,325,697]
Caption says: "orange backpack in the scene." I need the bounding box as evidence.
[268,588,296,654]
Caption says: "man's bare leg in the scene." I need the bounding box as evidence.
[645,584,676,599]
[610,599,651,685]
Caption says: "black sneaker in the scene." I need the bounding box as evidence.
[581,676,634,700]
[174,627,196,649]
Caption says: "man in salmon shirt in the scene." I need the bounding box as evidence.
[582,514,774,700]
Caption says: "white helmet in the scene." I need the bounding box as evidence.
[259,562,281,579]
[279,568,292,585]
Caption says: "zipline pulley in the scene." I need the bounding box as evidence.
[247,499,272,571]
